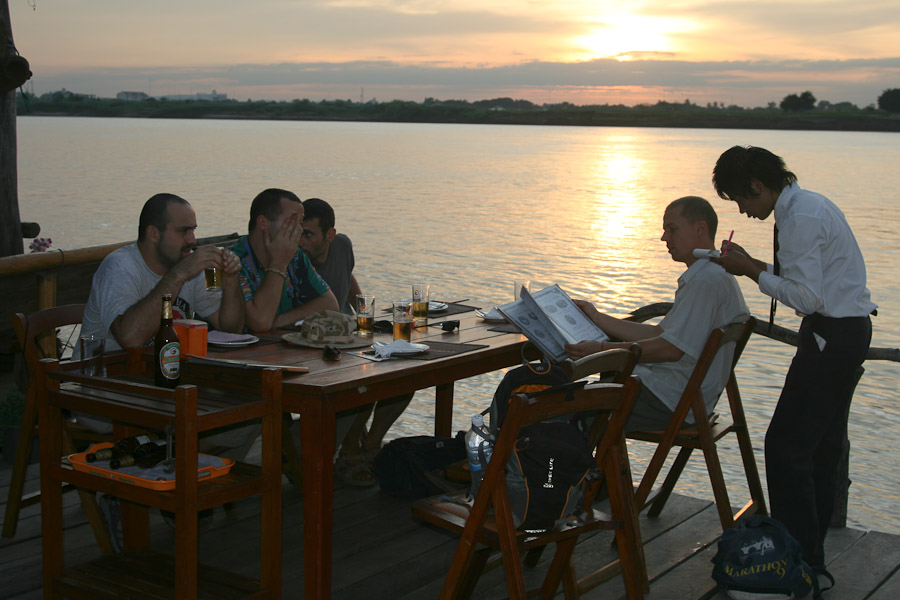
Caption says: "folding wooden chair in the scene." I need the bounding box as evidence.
[628,317,767,530]
[3,305,114,552]
[562,343,642,383]
[413,376,646,600]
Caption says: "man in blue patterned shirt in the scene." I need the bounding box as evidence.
[231,188,338,331]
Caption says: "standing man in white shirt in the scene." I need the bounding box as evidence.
[712,145,876,575]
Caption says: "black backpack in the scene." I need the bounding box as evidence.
[485,362,594,534]
[372,434,467,500]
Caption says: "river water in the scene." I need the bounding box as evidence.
[14,116,900,533]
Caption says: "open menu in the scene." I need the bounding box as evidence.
[498,284,608,364]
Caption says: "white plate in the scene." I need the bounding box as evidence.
[207,331,260,347]
[428,301,448,313]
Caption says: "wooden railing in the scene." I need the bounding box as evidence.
[630,301,899,363]
[0,234,239,355]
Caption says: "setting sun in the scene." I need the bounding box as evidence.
[573,14,684,60]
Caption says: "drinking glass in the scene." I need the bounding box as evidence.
[513,280,531,301]
[78,334,106,376]
[392,301,413,341]
[411,283,430,328]
[356,294,375,337]
[205,247,225,290]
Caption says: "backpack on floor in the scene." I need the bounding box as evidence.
[372,434,466,500]
[711,515,833,599]
[486,362,594,534]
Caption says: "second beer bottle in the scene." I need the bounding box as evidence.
[154,293,181,388]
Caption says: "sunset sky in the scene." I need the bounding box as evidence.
[9,0,900,107]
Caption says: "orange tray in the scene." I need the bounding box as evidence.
[68,443,234,491]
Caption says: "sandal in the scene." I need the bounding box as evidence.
[335,452,377,487]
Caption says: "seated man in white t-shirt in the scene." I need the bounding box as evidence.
[565,196,749,431]
[79,193,253,459]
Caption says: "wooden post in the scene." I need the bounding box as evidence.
[0,0,25,258]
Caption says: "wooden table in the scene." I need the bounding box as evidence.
[214,312,528,598]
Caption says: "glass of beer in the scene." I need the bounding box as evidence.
[392,301,413,341]
[411,282,430,328]
[205,247,225,290]
[356,294,375,337]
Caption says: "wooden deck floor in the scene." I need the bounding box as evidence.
[3,459,900,599]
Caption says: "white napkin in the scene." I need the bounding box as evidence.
[480,307,505,320]
[372,340,428,359]
[207,331,257,344]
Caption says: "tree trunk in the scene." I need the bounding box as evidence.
[0,0,24,258]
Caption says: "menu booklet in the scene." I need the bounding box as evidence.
[498,284,608,364]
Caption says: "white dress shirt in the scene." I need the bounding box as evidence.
[758,182,877,319]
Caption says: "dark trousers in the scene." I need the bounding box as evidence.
[765,313,872,567]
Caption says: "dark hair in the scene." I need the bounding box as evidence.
[712,145,797,201]
[138,193,189,241]
[667,195,718,240]
[302,197,335,232]
[248,188,301,232]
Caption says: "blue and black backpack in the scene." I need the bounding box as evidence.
[711,515,834,599]
[485,361,595,534]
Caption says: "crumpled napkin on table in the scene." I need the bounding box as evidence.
[477,307,505,321]
[372,340,428,359]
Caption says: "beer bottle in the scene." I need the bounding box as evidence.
[85,431,162,463]
[154,293,181,388]
[109,439,168,469]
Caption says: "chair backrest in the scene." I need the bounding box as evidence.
[670,317,756,427]
[561,344,642,382]
[12,304,86,375]
[475,376,641,515]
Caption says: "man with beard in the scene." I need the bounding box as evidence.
[81,193,244,352]
[79,193,249,550]
[79,194,246,443]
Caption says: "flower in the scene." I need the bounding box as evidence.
[29,237,52,253]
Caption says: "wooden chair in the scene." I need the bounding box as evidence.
[413,376,646,600]
[562,343,642,383]
[3,305,114,552]
[628,317,767,530]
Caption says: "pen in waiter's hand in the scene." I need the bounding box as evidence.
[722,230,734,255]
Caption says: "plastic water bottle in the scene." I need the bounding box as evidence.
[465,414,493,500]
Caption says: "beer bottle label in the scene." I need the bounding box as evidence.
[159,341,181,379]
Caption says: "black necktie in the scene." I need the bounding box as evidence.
[769,224,780,329]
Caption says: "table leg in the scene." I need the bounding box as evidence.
[435,382,455,438]
[301,397,337,599]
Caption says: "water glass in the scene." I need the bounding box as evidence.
[356,294,375,337]
[78,334,106,376]
[411,283,430,328]
[513,280,531,301]
[392,301,412,341]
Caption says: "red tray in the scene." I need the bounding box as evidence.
[68,442,234,491]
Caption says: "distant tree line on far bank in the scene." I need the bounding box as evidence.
[15,87,900,133]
